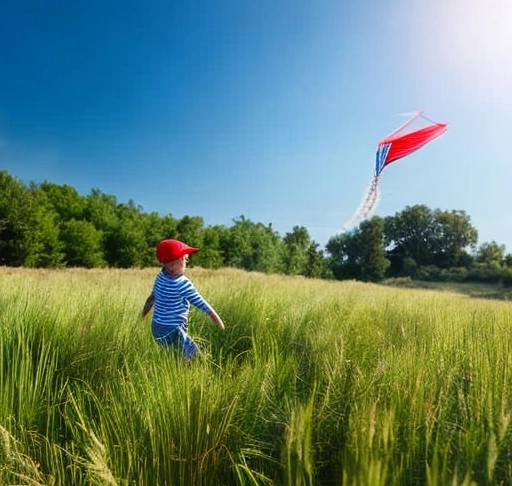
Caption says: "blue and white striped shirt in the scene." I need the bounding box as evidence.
[151,270,212,327]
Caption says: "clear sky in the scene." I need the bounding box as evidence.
[1,0,511,251]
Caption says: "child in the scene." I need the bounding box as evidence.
[142,239,225,360]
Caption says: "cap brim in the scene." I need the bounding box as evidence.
[182,246,199,256]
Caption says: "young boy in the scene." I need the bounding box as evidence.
[142,239,225,360]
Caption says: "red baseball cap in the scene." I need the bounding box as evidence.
[156,239,199,263]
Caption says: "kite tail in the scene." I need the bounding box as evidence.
[342,177,380,231]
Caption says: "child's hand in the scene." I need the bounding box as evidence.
[209,309,225,331]
[141,293,155,319]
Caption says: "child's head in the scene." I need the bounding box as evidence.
[162,255,188,274]
[156,239,199,273]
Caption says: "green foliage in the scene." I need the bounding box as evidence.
[0,171,63,267]
[384,204,437,269]
[222,216,284,273]
[61,219,106,267]
[84,189,118,233]
[282,226,310,275]
[327,216,389,282]
[385,205,478,275]
[2,170,512,286]
[175,215,205,248]
[0,172,324,276]
[327,205,510,284]
[476,241,506,267]
[39,182,86,222]
[304,241,331,279]
[24,187,64,268]
[357,218,390,281]
[433,208,478,267]
[193,225,226,269]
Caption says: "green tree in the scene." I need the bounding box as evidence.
[0,172,63,267]
[282,226,329,278]
[192,225,226,269]
[357,217,390,281]
[60,219,105,268]
[221,216,283,273]
[138,212,176,267]
[326,231,360,280]
[384,205,477,277]
[384,205,436,275]
[504,253,512,268]
[84,189,119,264]
[475,241,505,268]
[282,226,311,275]
[304,242,331,279]
[175,216,205,251]
[39,182,85,222]
[106,200,147,268]
[84,189,118,232]
[0,171,30,265]
[432,209,478,268]
[327,217,389,281]
[25,184,64,267]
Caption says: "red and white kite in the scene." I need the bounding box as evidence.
[343,110,448,230]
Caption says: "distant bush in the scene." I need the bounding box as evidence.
[466,264,504,284]
[501,267,512,287]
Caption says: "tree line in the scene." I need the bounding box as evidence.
[1,170,511,284]
[0,171,329,277]
[327,207,512,285]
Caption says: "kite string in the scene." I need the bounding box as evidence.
[387,110,423,138]
[419,113,437,124]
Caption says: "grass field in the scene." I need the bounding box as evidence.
[1,266,512,485]
[383,277,512,302]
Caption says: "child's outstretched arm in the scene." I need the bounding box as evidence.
[141,293,155,319]
[208,308,225,331]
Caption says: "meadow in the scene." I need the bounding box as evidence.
[1,266,512,486]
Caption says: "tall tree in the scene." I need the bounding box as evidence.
[138,212,176,267]
[282,226,311,275]
[193,225,226,269]
[0,172,62,267]
[504,254,512,268]
[357,217,390,281]
[304,242,331,279]
[432,209,478,268]
[326,230,361,280]
[384,205,437,274]
[84,190,120,265]
[0,171,30,265]
[221,216,283,273]
[475,241,506,268]
[174,215,205,250]
[39,182,85,222]
[25,184,64,267]
[326,217,389,281]
[384,205,477,276]
[107,200,147,268]
[60,219,105,268]
[84,189,118,233]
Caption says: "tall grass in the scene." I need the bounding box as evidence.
[1,266,512,485]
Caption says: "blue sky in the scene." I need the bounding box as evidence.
[1,0,511,251]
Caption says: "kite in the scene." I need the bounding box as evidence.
[343,110,448,230]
